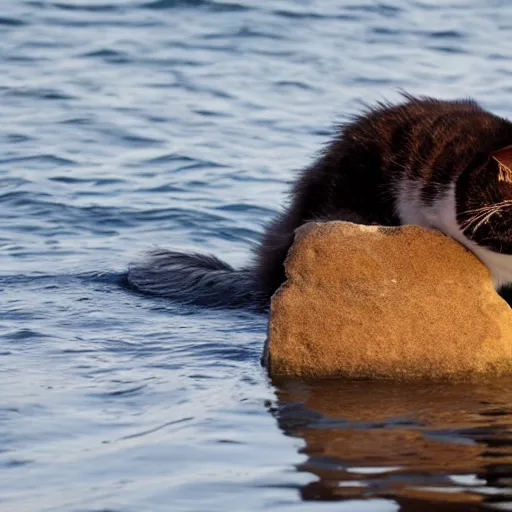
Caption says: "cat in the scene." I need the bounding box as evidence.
[127,94,512,311]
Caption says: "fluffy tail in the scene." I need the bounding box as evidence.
[126,250,267,311]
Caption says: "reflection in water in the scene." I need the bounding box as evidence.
[270,378,512,510]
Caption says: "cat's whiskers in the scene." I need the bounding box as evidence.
[472,208,502,233]
[460,206,497,231]
[460,201,512,233]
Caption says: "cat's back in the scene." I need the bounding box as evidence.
[322,96,512,209]
[344,96,510,170]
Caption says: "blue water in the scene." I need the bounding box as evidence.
[3,1,512,510]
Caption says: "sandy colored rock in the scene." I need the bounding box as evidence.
[265,221,512,380]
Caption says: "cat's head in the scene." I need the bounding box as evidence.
[456,145,512,256]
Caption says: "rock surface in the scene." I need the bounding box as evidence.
[265,222,512,380]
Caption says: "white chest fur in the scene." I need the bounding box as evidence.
[395,180,512,289]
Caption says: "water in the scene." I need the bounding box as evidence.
[2,0,512,510]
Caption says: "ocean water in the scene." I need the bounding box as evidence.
[2,1,512,511]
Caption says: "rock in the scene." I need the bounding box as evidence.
[265,222,512,380]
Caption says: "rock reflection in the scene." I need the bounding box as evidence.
[270,378,512,510]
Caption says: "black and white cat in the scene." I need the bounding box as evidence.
[127,95,512,310]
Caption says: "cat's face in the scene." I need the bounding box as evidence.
[457,145,512,255]
[451,145,512,289]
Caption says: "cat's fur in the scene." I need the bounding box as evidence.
[127,95,512,311]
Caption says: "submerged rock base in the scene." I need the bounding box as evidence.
[265,222,512,380]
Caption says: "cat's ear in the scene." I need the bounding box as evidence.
[492,145,512,183]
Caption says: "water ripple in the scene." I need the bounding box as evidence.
[2,0,512,510]
[141,0,251,12]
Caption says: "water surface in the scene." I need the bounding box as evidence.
[2,0,512,510]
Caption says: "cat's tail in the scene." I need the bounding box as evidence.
[126,250,267,311]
